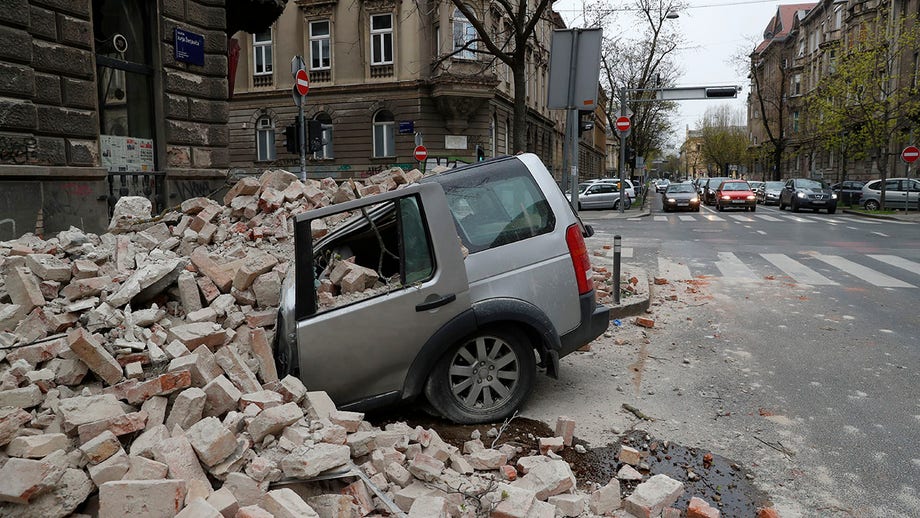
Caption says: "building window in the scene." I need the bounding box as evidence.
[310,21,331,70]
[253,29,273,75]
[313,112,334,159]
[792,74,801,96]
[504,118,510,155]
[453,7,476,59]
[490,114,496,157]
[256,116,276,161]
[373,110,395,157]
[793,111,800,133]
[370,14,393,65]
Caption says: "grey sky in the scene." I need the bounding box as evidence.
[555,0,784,150]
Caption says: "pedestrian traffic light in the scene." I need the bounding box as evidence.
[578,110,594,134]
[476,145,485,162]
[307,120,323,153]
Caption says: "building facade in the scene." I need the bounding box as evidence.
[227,0,604,180]
[0,0,257,239]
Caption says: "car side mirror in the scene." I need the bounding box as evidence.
[582,224,595,238]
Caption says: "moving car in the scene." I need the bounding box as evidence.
[831,180,865,206]
[571,182,632,210]
[860,178,920,210]
[748,181,765,199]
[654,179,671,193]
[779,178,837,213]
[760,181,785,205]
[275,154,610,424]
[702,177,733,205]
[662,182,701,212]
[715,180,757,212]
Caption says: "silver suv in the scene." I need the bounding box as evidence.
[274,154,610,423]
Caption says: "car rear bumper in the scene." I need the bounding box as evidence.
[559,292,610,358]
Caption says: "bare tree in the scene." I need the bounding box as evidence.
[748,43,788,181]
[697,105,750,176]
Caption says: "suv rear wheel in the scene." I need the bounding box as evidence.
[425,328,535,423]
[864,199,880,211]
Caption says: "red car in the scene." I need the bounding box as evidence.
[716,180,757,212]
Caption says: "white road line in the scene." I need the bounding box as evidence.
[871,231,889,237]
[654,216,668,222]
[702,215,725,222]
[658,257,693,281]
[678,215,696,221]
[729,215,755,222]
[784,216,814,223]
[716,252,759,283]
[837,217,881,225]
[812,254,915,288]
[627,217,643,221]
[760,253,838,285]
[867,255,920,276]
[757,230,767,235]
[754,214,782,222]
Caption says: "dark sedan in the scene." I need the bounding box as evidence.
[662,183,701,212]
[702,177,733,205]
[779,178,838,213]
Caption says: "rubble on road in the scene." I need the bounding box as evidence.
[1,168,722,517]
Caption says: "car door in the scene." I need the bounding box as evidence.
[290,183,471,405]
[593,183,616,208]
[885,179,905,208]
[581,185,601,208]
[907,179,920,209]
[781,180,794,204]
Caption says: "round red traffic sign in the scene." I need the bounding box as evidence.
[615,116,631,132]
[901,145,920,163]
[295,69,310,96]
[414,145,428,162]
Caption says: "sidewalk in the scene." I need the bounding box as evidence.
[842,208,920,223]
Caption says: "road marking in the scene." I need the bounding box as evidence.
[654,216,668,222]
[678,215,696,221]
[658,257,693,280]
[812,254,914,288]
[729,215,755,222]
[871,231,889,237]
[837,217,881,225]
[597,247,634,258]
[754,214,782,222]
[761,253,838,285]
[757,230,767,235]
[716,252,758,283]
[702,215,725,222]
[784,216,814,222]
[627,217,643,221]
[867,255,920,276]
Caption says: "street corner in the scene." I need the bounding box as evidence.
[841,208,920,223]
[589,259,650,319]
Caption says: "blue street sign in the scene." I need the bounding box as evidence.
[174,28,205,66]
[399,121,414,134]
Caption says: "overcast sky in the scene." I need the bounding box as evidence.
[555,0,784,151]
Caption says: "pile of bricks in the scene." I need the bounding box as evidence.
[0,167,757,517]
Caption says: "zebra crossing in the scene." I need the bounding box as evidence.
[593,246,920,288]
[633,213,915,225]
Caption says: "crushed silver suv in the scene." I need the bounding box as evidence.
[274,154,610,423]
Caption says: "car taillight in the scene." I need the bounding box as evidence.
[565,224,594,295]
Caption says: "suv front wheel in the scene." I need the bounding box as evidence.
[425,327,536,423]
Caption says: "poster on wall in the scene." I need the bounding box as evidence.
[100,135,155,172]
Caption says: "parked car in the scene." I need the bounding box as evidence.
[572,182,632,210]
[662,182,701,212]
[760,181,785,205]
[654,179,671,193]
[702,177,733,205]
[748,181,765,199]
[693,178,708,195]
[779,178,838,213]
[831,180,865,206]
[715,180,757,212]
[275,154,610,423]
[860,178,920,210]
[585,178,636,199]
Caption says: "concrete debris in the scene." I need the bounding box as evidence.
[0,168,720,517]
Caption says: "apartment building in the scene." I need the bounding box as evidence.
[228,0,605,180]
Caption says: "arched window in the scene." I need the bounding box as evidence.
[453,8,476,59]
[313,112,334,159]
[255,116,275,161]
[373,110,395,157]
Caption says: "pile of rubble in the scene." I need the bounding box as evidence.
[0,167,733,517]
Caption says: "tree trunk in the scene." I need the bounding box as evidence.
[772,147,783,181]
[877,146,889,209]
[511,60,528,153]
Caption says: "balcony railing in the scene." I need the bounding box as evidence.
[370,64,393,79]
[310,69,331,83]
[253,74,273,88]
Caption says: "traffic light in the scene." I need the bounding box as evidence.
[284,118,302,154]
[704,87,739,98]
[307,120,323,153]
[578,110,594,134]
[476,145,485,162]
[626,147,637,168]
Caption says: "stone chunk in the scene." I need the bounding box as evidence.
[281,443,351,479]
[152,434,210,486]
[512,459,575,500]
[261,488,319,518]
[619,444,643,466]
[187,416,238,466]
[67,326,124,385]
[176,498,222,518]
[0,408,32,446]
[98,479,186,518]
[124,455,169,480]
[467,448,508,470]
[58,393,124,432]
[328,409,364,433]
[409,495,449,518]
[88,449,131,486]
[617,464,644,481]
[688,496,721,518]
[77,410,148,444]
[166,322,228,350]
[548,494,587,517]
[588,479,621,515]
[224,176,261,205]
[25,254,72,282]
[624,474,684,518]
[492,484,536,518]
[0,384,44,408]
[0,458,65,503]
[61,275,112,300]
[408,452,444,482]
[126,370,191,404]
[6,266,45,312]
[203,374,242,417]
[214,345,261,394]
[233,251,278,291]
[166,387,207,430]
[249,327,278,383]
[248,402,304,443]
[538,436,564,454]
[0,467,93,518]
[7,433,70,458]
[555,416,576,446]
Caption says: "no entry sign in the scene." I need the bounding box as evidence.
[295,69,310,96]
[615,116,631,132]
[901,145,919,163]
[414,145,428,162]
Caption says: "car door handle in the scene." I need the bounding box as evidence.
[416,294,456,312]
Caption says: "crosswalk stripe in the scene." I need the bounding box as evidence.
[812,254,914,288]
[785,216,814,223]
[871,232,889,237]
[678,215,696,221]
[715,252,758,282]
[866,255,920,277]
[760,253,838,285]
[755,214,781,222]
[729,215,755,222]
[837,217,881,225]
[702,215,725,222]
[654,216,667,222]
[658,257,693,280]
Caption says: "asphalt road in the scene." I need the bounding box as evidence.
[526,197,920,516]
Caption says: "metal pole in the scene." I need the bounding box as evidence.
[613,235,621,304]
[566,30,581,210]
[298,102,306,181]
[618,87,627,214]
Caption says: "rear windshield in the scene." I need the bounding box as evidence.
[437,160,555,254]
[721,182,750,191]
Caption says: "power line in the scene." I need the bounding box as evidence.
[555,0,780,14]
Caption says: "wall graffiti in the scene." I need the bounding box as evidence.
[172,180,216,201]
[0,136,38,165]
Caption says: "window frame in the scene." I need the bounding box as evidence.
[253,29,273,76]
[255,116,276,162]
[372,109,395,158]
[309,20,331,71]
[370,13,394,66]
[452,7,476,60]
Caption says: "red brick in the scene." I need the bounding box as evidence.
[77,411,148,444]
[126,370,192,404]
[67,327,124,385]
[224,176,261,205]
[756,508,781,518]
[635,317,655,328]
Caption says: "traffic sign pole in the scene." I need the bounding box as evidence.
[291,59,310,181]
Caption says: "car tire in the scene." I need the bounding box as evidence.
[792,199,800,212]
[613,200,620,210]
[828,207,836,214]
[779,200,786,210]
[864,199,880,211]
[750,205,756,212]
[717,203,724,212]
[424,327,536,424]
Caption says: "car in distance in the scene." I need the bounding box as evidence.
[860,178,920,210]
[275,154,610,424]
[778,178,837,213]
[702,177,733,205]
[585,178,636,200]
[662,182,701,212]
[831,180,865,206]
[654,179,671,193]
[571,182,631,210]
[748,181,765,200]
[715,180,757,212]
[760,181,785,205]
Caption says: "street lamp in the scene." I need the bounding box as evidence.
[665,11,679,19]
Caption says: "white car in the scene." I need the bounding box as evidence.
[585,178,636,199]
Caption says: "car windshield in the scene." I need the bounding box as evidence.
[765,181,784,190]
[796,179,827,189]
[721,182,750,191]
[667,184,696,193]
